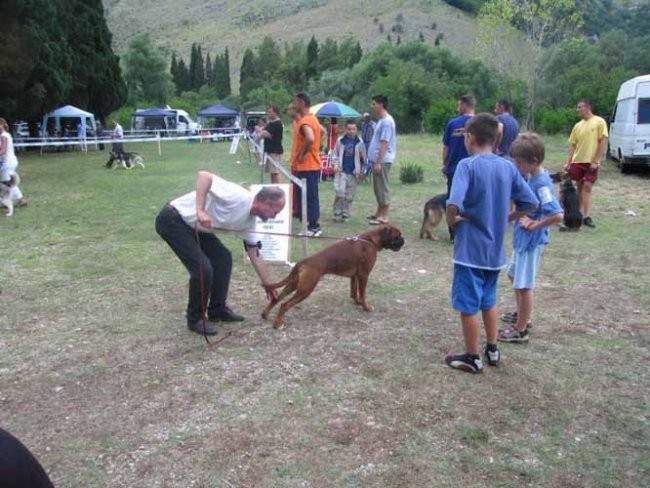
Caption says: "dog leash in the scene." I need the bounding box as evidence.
[194,223,233,347]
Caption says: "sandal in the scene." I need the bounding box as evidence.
[368,218,389,225]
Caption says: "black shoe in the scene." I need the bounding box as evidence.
[444,353,483,374]
[208,306,245,322]
[483,344,501,366]
[188,319,220,336]
[583,217,595,228]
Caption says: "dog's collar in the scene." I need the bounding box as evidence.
[347,235,379,250]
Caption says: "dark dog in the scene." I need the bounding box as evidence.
[261,224,405,329]
[419,194,447,240]
[550,171,582,230]
[105,151,145,169]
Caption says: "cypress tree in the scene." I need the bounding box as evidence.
[177,58,190,94]
[306,35,319,80]
[194,45,205,89]
[239,48,256,99]
[223,47,231,97]
[188,44,198,90]
[205,53,212,87]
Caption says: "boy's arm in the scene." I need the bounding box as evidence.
[520,212,564,231]
[441,144,449,175]
[446,204,468,228]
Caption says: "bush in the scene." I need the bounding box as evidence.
[399,162,424,184]
[534,107,579,134]
[424,99,457,133]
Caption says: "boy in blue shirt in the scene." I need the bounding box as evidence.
[332,119,366,222]
[445,114,538,374]
[498,133,564,343]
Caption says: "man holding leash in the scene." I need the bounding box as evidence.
[564,99,608,228]
[156,172,286,336]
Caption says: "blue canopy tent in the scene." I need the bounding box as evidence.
[197,104,241,139]
[41,105,97,137]
[131,108,176,134]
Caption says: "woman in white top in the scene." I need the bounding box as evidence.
[0,118,26,205]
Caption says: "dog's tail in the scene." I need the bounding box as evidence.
[264,267,299,290]
[6,172,20,187]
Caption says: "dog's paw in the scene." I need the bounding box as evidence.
[362,303,374,312]
[261,311,269,320]
[273,320,285,330]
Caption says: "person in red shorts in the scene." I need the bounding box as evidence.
[563,99,608,228]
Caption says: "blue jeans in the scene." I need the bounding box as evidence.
[155,205,232,325]
[294,170,321,227]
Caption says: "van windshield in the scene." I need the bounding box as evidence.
[639,99,650,124]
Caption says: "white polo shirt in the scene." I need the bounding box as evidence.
[170,175,261,244]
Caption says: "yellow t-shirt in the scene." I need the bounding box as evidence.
[569,116,608,164]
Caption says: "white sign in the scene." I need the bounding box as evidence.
[229,135,240,155]
[250,184,292,263]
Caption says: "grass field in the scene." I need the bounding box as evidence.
[1,134,649,487]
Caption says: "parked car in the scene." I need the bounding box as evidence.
[608,74,650,172]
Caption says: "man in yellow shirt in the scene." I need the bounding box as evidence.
[564,99,608,228]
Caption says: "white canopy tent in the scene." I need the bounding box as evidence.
[41,105,97,137]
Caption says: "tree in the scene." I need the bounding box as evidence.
[239,48,257,100]
[123,33,174,105]
[0,0,125,121]
[205,53,212,86]
[477,0,582,128]
[306,36,319,80]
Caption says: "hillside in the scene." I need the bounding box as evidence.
[103,0,478,88]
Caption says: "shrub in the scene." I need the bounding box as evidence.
[424,98,457,133]
[399,162,424,184]
[534,107,579,134]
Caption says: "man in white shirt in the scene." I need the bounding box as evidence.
[111,119,124,155]
[155,171,285,336]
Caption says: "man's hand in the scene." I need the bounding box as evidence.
[333,164,341,173]
[441,164,448,176]
[589,162,600,171]
[563,161,572,172]
[197,209,213,229]
[262,283,278,301]
[448,214,469,227]
[373,162,382,175]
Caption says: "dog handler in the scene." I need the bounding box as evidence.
[156,171,285,336]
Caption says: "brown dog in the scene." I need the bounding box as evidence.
[262,224,405,329]
[419,194,447,240]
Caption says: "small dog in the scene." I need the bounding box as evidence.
[550,171,582,230]
[262,224,405,329]
[105,151,145,169]
[1,172,20,217]
[419,194,447,240]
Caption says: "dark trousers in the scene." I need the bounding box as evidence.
[155,205,232,325]
[294,170,321,227]
[446,172,455,239]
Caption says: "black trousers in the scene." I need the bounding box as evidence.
[155,205,232,325]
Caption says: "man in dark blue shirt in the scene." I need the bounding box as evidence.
[494,99,520,157]
[442,94,476,241]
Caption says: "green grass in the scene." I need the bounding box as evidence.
[1,134,649,487]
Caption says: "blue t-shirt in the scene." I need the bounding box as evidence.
[340,135,359,174]
[368,114,397,164]
[447,153,539,270]
[512,171,563,252]
[442,114,472,175]
[496,112,520,156]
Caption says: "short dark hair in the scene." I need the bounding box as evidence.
[268,105,280,115]
[465,113,498,145]
[497,99,511,112]
[509,132,545,165]
[459,94,476,109]
[372,94,388,109]
[345,118,356,127]
[255,186,285,203]
[578,99,593,110]
[295,92,311,107]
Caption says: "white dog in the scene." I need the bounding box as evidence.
[1,172,20,216]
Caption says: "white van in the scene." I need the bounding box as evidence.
[608,74,650,172]
[166,106,200,134]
